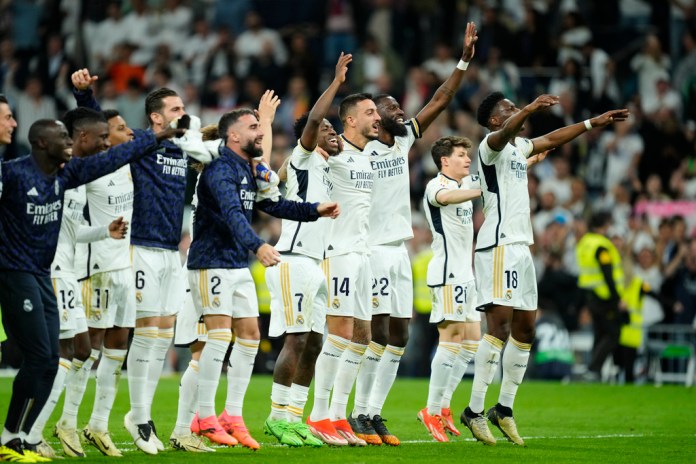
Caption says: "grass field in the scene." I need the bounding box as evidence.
[1,374,694,463]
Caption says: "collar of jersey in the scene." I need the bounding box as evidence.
[340,134,366,152]
[440,172,462,185]
[219,145,251,166]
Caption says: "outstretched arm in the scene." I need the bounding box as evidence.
[300,52,352,150]
[415,22,477,132]
[530,109,629,155]
[435,188,481,205]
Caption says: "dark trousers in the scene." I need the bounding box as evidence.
[588,296,622,374]
[614,345,638,383]
[0,271,59,436]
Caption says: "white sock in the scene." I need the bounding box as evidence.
[127,326,157,424]
[469,334,503,414]
[329,342,366,421]
[198,329,232,418]
[442,340,478,410]
[224,338,259,417]
[309,334,348,422]
[145,327,174,420]
[26,358,70,443]
[269,382,290,421]
[498,337,532,410]
[368,344,405,417]
[60,349,100,429]
[89,348,126,433]
[287,383,309,423]
[353,342,384,417]
[174,360,199,436]
[427,342,458,415]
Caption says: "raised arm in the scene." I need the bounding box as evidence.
[71,68,102,111]
[487,94,559,152]
[415,22,477,132]
[530,108,629,155]
[301,52,352,150]
[256,90,281,165]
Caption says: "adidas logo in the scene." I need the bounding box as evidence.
[449,273,454,278]
[27,187,39,197]
[93,263,100,270]
[500,233,506,238]
[370,151,379,157]
[241,176,248,184]
[347,156,355,163]
[297,241,303,247]
[108,180,116,187]
[54,265,61,271]
[327,245,334,250]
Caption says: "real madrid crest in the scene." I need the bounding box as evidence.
[212,296,221,308]
[135,292,142,303]
[457,305,463,315]
[505,289,512,300]
[296,315,304,325]
[372,297,379,309]
[332,298,340,309]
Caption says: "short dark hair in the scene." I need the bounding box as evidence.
[372,93,392,107]
[28,119,59,146]
[145,87,178,124]
[477,91,505,128]
[339,93,372,122]
[217,108,256,141]
[102,109,120,120]
[293,112,310,141]
[431,136,472,170]
[589,211,612,230]
[62,107,107,137]
[0,94,8,105]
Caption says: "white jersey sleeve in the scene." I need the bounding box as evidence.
[367,118,420,246]
[475,134,534,251]
[51,186,87,278]
[325,136,374,256]
[423,173,476,287]
[275,142,333,260]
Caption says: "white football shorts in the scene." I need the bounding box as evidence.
[475,243,538,311]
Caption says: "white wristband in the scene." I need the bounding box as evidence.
[583,119,593,131]
[456,59,469,71]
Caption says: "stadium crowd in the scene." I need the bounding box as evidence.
[0,0,695,459]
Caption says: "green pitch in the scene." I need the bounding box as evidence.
[1,375,694,463]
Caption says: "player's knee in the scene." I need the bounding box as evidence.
[371,328,389,346]
[285,333,309,352]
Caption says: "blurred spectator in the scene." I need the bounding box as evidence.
[669,238,696,325]
[107,43,145,93]
[539,157,574,206]
[285,32,320,99]
[324,0,357,68]
[84,1,128,72]
[155,0,193,54]
[144,44,187,93]
[422,42,458,83]
[556,10,592,65]
[116,78,147,129]
[30,34,72,96]
[630,33,671,108]
[478,47,520,101]
[597,116,644,194]
[631,231,665,326]
[641,73,682,118]
[123,0,157,65]
[3,72,56,153]
[276,75,310,136]
[235,11,288,78]
[582,40,621,113]
[548,58,591,111]
[181,18,220,87]
[351,34,403,95]
[673,28,696,122]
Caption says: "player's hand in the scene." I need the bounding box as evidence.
[589,109,630,128]
[71,68,98,91]
[525,94,559,113]
[256,243,281,267]
[257,90,281,124]
[461,22,478,62]
[155,127,187,141]
[317,202,340,219]
[315,146,330,160]
[108,216,128,239]
[334,52,353,84]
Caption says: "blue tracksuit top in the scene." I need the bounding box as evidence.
[187,146,321,270]
[73,88,187,250]
[0,130,157,275]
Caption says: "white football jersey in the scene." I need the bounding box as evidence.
[476,134,534,250]
[75,165,133,279]
[367,118,420,246]
[276,142,333,260]
[51,186,87,278]
[325,135,374,257]
[424,173,479,286]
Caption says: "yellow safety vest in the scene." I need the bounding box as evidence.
[576,232,624,300]
[250,260,271,314]
[412,249,433,314]
[619,277,646,349]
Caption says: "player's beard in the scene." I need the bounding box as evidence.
[381,116,408,137]
[243,139,264,159]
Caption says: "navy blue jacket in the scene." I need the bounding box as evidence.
[187,146,321,269]
[0,130,157,275]
[74,88,187,250]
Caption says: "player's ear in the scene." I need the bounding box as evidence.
[150,111,163,126]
